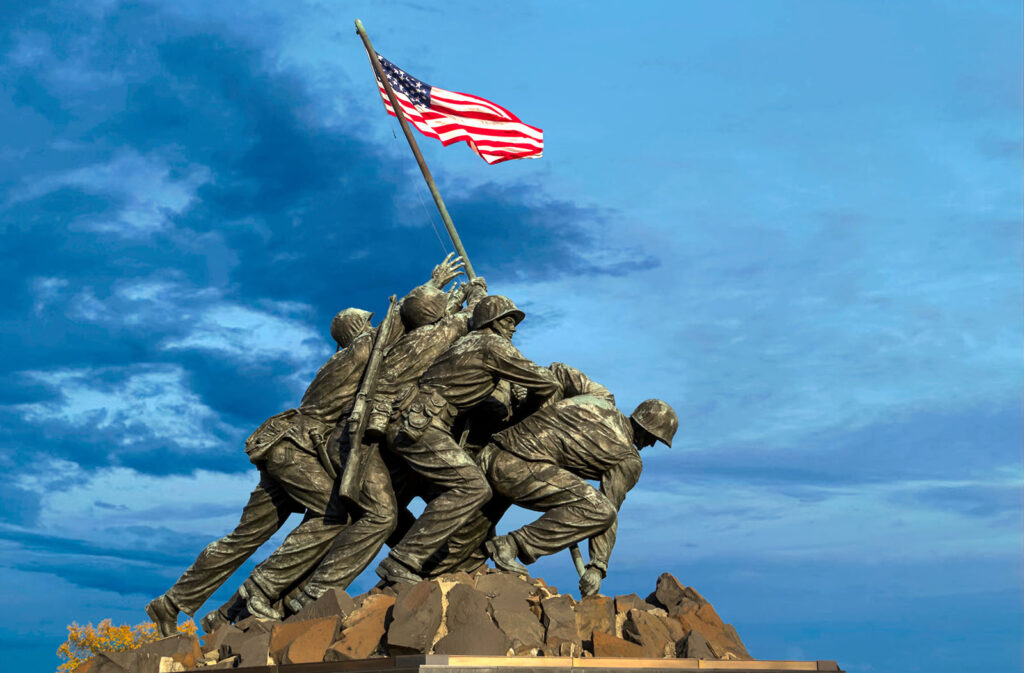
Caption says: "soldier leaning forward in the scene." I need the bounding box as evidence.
[423,364,678,598]
[246,274,487,614]
[143,306,389,635]
[144,256,462,634]
[375,295,563,584]
[232,257,467,620]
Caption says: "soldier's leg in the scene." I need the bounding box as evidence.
[264,439,336,516]
[383,428,492,575]
[384,450,421,548]
[148,473,301,634]
[246,440,347,606]
[420,443,506,577]
[422,496,509,578]
[487,450,617,564]
[290,446,399,604]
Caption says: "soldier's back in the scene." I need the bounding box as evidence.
[298,331,375,425]
[495,395,637,480]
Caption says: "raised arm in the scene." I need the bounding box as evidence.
[445,276,487,315]
[486,338,562,400]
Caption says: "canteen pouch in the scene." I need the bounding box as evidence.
[400,391,453,443]
[244,409,299,464]
[365,394,393,441]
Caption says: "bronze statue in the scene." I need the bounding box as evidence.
[238,264,486,615]
[144,256,463,635]
[374,295,563,584]
[417,363,678,596]
[145,261,681,630]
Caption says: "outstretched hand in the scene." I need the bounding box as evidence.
[579,567,603,597]
[431,252,466,288]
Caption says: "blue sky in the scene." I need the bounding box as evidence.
[0,1,1020,672]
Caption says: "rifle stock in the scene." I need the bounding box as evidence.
[338,295,400,508]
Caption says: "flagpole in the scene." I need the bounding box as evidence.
[354,19,477,280]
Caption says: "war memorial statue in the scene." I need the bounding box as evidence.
[110,19,846,673]
[146,244,677,628]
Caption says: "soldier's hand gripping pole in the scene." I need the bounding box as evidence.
[338,295,401,509]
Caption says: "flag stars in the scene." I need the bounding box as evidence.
[368,50,542,164]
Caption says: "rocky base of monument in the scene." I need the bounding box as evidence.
[74,570,751,672]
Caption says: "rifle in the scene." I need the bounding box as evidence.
[569,544,586,578]
[338,294,401,509]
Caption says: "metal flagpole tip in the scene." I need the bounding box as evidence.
[355,18,364,31]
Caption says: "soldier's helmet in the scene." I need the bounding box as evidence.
[471,295,525,331]
[330,308,373,349]
[401,285,447,330]
[630,399,678,447]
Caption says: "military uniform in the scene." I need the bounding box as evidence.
[424,364,640,578]
[384,331,561,575]
[157,329,384,618]
[259,285,486,603]
[243,316,417,602]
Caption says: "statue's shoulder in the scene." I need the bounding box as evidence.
[459,330,501,350]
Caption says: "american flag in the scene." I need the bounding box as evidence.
[369,52,543,165]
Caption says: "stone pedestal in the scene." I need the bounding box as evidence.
[233,654,844,673]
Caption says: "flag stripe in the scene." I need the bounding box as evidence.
[432,88,522,120]
[371,52,543,165]
[379,85,542,141]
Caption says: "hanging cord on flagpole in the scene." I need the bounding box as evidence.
[355,18,476,280]
[388,120,452,257]
[415,180,454,257]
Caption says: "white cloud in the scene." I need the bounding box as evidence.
[30,276,69,316]
[40,274,330,375]
[162,303,328,368]
[18,461,262,538]
[64,276,221,327]
[8,150,211,235]
[14,364,235,450]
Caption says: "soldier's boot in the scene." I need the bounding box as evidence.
[145,594,179,638]
[286,587,317,616]
[201,589,248,631]
[199,608,229,634]
[239,578,283,621]
[375,556,423,585]
[485,535,529,575]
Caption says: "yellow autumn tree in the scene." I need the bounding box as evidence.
[56,618,196,673]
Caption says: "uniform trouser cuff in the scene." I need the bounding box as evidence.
[164,589,196,617]
[508,530,537,564]
[248,571,274,599]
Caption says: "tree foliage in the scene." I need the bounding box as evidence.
[56,618,196,672]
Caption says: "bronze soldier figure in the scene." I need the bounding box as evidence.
[375,295,563,584]
[143,307,377,636]
[234,256,467,620]
[144,257,461,635]
[242,272,488,614]
[422,364,678,597]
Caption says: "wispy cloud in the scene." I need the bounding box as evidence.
[9,151,211,235]
[162,303,326,366]
[13,364,236,451]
